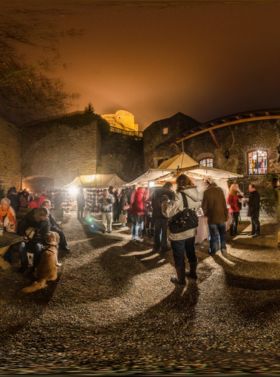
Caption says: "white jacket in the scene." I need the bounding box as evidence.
[162,187,202,241]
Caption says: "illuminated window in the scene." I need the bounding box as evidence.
[248,150,268,175]
[162,127,169,135]
[200,158,213,168]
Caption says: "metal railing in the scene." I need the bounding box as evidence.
[109,125,143,138]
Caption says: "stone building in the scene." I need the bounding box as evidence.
[143,110,280,182]
[0,111,143,192]
[0,107,279,193]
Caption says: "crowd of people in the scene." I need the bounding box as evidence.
[76,177,261,287]
[0,178,262,288]
[0,187,70,273]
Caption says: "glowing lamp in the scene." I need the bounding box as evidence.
[67,186,79,197]
[148,181,155,188]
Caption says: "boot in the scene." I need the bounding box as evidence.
[171,267,186,286]
[186,262,197,280]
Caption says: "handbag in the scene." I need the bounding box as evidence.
[168,192,198,234]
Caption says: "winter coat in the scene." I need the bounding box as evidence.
[130,188,149,216]
[151,187,175,219]
[202,183,228,224]
[248,190,260,217]
[162,186,201,241]
[17,209,50,242]
[0,206,17,233]
[99,194,114,213]
[227,194,241,213]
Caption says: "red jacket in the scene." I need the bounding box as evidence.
[227,194,240,213]
[130,188,149,216]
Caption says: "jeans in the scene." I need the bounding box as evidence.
[131,215,144,239]
[154,217,168,251]
[171,237,197,278]
[251,215,260,235]
[230,212,239,236]
[19,241,44,269]
[208,223,226,254]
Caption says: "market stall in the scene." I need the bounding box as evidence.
[65,174,126,212]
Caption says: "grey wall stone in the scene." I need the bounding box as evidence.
[0,117,21,190]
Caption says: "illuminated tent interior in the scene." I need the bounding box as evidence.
[66,174,125,188]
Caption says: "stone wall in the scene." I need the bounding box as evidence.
[97,129,144,182]
[143,112,200,168]
[0,117,21,190]
[183,120,280,176]
[21,112,144,188]
[22,113,101,188]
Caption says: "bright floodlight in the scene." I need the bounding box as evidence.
[68,186,79,197]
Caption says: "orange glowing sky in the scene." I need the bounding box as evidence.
[2,0,280,128]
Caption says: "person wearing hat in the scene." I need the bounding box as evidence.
[202,177,228,255]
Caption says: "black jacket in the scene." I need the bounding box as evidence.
[152,187,175,219]
[17,209,50,243]
[248,190,260,217]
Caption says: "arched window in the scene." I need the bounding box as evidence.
[248,150,268,175]
[199,158,214,168]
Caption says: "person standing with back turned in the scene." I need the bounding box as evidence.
[162,174,201,286]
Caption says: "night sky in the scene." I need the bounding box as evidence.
[2,0,280,128]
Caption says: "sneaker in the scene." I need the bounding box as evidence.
[170,276,186,286]
[252,234,260,238]
[135,237,143,242]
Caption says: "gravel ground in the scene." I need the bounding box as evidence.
[1,215,280,375]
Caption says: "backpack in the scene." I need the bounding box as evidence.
[168,192,198,234]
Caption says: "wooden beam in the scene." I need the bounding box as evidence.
[176,115,280,144]
[209,129,220,147]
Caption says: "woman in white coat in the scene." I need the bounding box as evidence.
[162,174,201,286]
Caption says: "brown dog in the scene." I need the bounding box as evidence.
[22,231,60,293]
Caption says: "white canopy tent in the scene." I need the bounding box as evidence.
[65,174,126,188]
[158,152,198,170]
[126,169,172,187]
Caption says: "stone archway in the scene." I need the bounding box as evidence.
[22,176,54,193]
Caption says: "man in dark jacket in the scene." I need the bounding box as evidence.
[151,182,174,253]
[41,200,70,251]
[17,207,50,271]
[248,184,261,237]
[202,178,228,255]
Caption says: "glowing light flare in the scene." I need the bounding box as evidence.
[67,186,79,197]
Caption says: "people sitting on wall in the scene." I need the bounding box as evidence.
[7,187,19,213]
[202,177,228,255]
[130,186,149,242]
[41,199,70,252]
[99,189,114,233]
[16,207,50,272]
[77,187,85,220]
[227,183,244,237]
[0,197,17,233]
[151,182,175,253]
[248,183,261,237]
